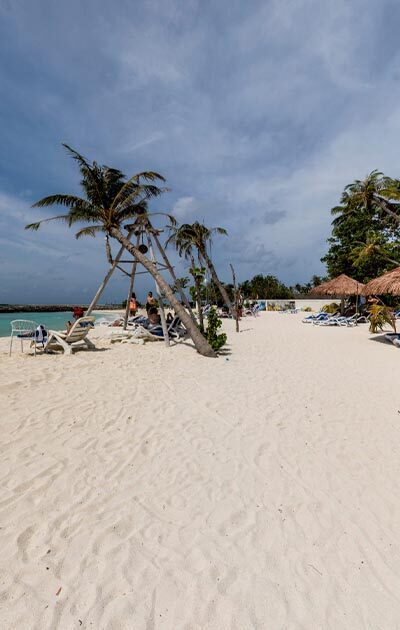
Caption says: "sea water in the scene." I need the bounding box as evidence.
[0,311,116,337]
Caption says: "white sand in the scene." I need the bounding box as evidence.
[1,313,400,629]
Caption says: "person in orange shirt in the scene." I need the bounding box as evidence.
[129,292,138,316]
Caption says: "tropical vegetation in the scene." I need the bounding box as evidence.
[167,221,233,314]
[368,304,396,334]
[204,307,227,351]
[322,170,400,282]
[25,144,217,357]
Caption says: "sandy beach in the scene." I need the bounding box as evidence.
[1,312,400,629]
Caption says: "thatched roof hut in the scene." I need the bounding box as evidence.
[362,266,400,295]
[310,274,365,297]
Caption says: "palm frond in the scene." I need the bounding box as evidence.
[75,225,105,239]
[110,172,166,211]
[213,227,228,236]
[25,214,72,231]
[116,185,169,215]
[62,144,106,207]
[32,194,89,209]
[147,211,176,225]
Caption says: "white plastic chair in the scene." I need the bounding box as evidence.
[9,319,38,356]
[44,316,95,355]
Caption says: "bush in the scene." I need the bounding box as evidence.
[205,308,227,351]
[368,304,396,333]
[322,302,340,314]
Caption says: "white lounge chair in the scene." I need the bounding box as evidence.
[9,319,38,356]
[243,304,260,317]
[44,317,95,355]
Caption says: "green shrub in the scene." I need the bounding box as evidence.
[205,308,227,351]
[322,302,340,314]
[368,304,396,333]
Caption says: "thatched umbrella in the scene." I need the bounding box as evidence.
[362,266,400,295]
[310,274,365,315]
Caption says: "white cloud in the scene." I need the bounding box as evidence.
[172,196,199,220]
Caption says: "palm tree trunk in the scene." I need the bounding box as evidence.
[105,235,113,264]
[201,248,234,315]
[110,228,216,357]
[375,195,400,225]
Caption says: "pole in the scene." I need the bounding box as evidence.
[152,230,196,321]
[146,229,170,347]
[85,232,133,315]
[356,285,359,325]
[230,263,239,333]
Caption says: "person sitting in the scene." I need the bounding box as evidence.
[148,306,161,326]
[146,291,157,313]
[72,306,84,320]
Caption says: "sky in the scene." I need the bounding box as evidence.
[1,0,400,304]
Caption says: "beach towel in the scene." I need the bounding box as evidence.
[35,325,48,344]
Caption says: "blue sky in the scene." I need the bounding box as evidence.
[1,0,400,303]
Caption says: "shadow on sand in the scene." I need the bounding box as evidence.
[368,333,399,347]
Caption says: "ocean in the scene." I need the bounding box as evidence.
[0,311,116,338]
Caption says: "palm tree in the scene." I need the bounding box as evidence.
[25,144,216,357]
[165,224,206,328]
[167,221,233,314]
[350,232,400,268]
[335,170,400,225]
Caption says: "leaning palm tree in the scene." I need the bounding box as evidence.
[25,144,216,357]
[167,221,233,314]
[334,170,400,226]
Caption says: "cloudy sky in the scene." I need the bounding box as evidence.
[1,0,400,304]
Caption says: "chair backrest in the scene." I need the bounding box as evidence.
[66,317,95,342]
[167,316,182,330]
[10,319,38,334]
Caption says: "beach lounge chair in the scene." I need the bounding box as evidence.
[314,314,354,326]
[243,304,260,317]
[44,317,95,355]
[9,319,38,356]
[202,304,212,317]
[127,314,149,327]
[382,332,400,348]
[302,312,330,323]
[148,316,187,340]
[314,313,367,327]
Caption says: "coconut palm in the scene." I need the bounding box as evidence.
[350,231,400,268]
[334,170,400,226]
[165,224,205,328]
[167,221,233,314]
[25,144,216,357]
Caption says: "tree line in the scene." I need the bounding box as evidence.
[321,170,400,283]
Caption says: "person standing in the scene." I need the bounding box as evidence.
[146,291,157,313]
[129,292,138,316]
